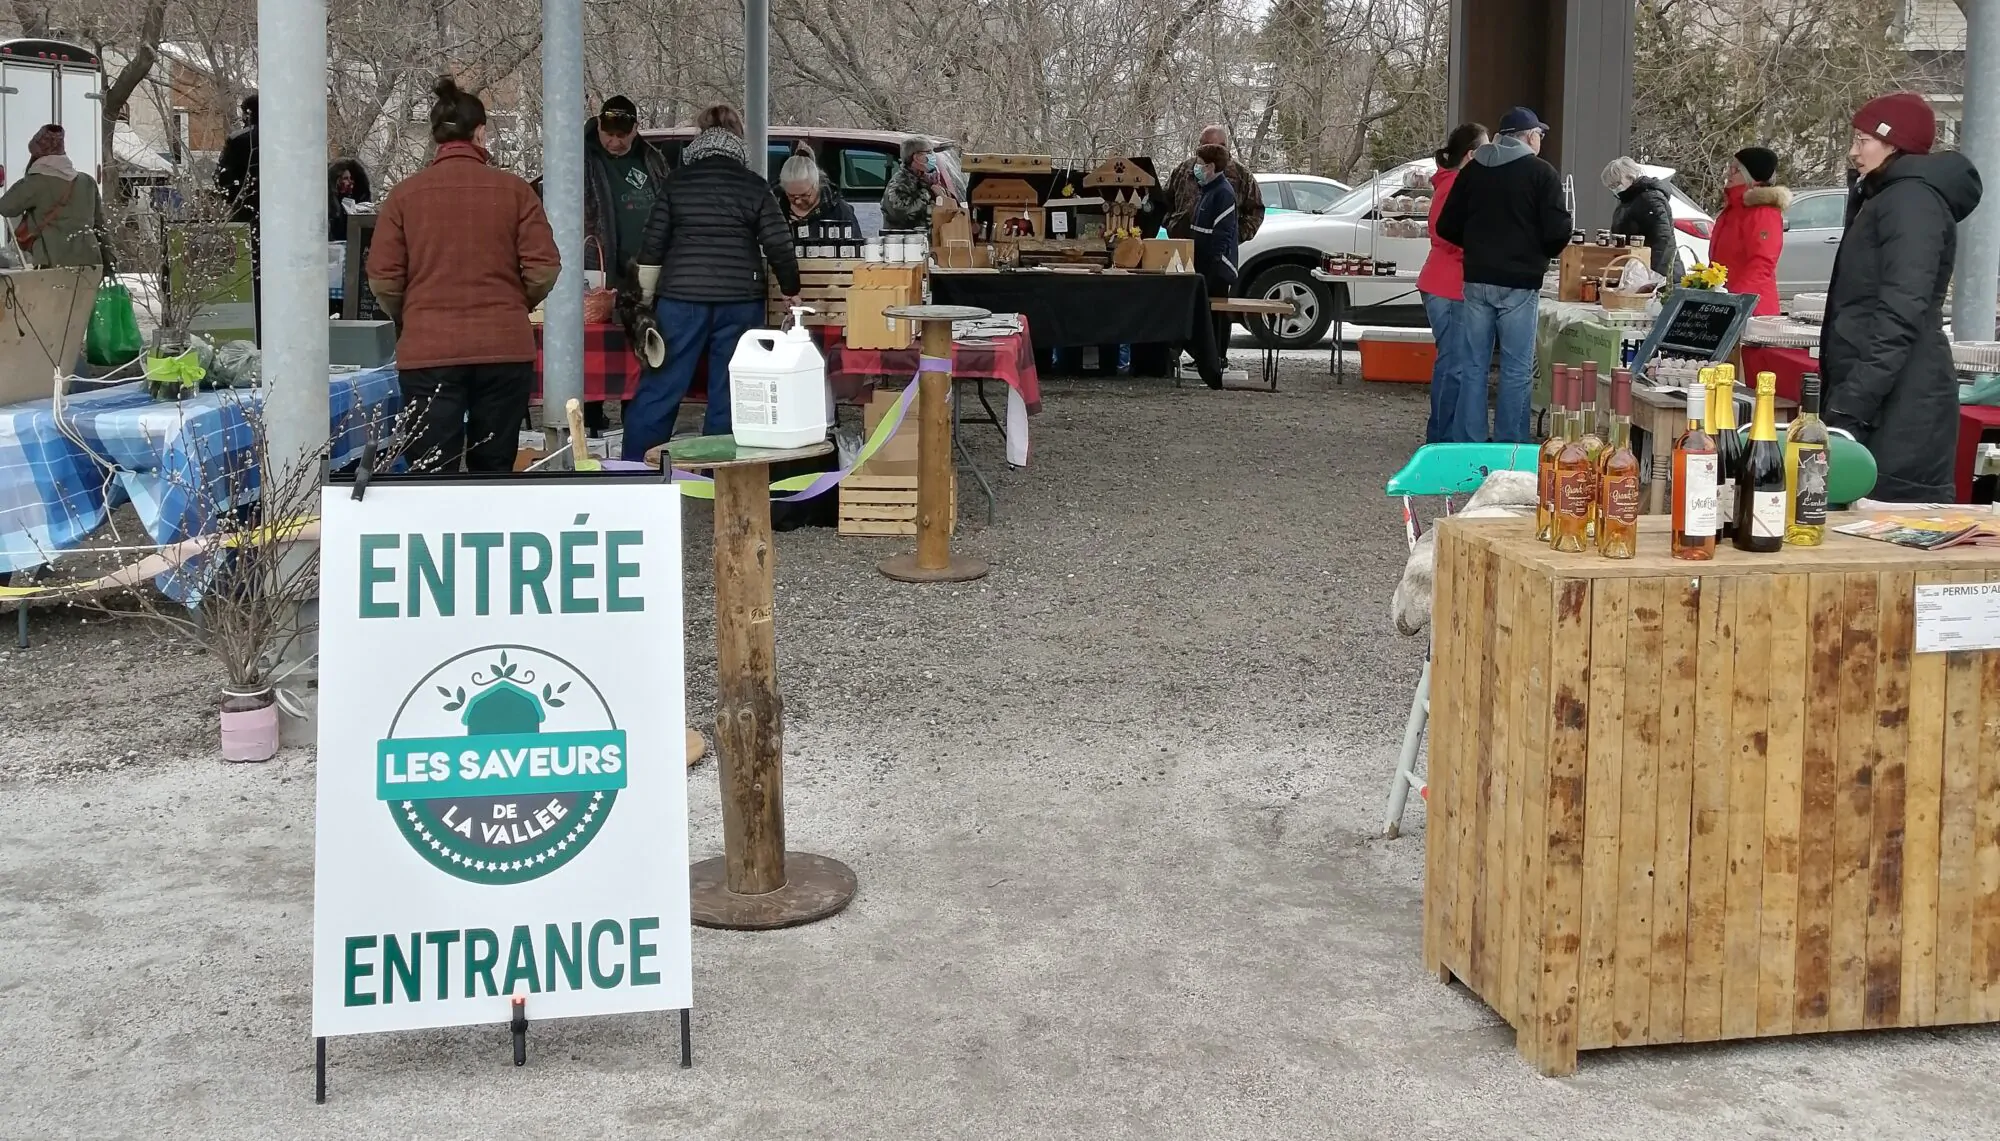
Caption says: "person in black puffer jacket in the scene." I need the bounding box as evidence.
[625,104,802,460]
[776,147,860,232]
[1822,92,1984,502]
[1601,157,1681,280]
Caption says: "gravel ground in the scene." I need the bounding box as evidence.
[2,349,1996,1140]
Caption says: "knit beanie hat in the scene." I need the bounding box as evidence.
[1734,146,1778,184]
[1853,93,1936,156]
[26,124,63,162]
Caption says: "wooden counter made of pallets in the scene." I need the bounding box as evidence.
[1423,515,2000,1076]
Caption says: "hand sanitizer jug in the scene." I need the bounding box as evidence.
[729,307,830,449]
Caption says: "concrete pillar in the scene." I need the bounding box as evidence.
[1956,1,1998,342]
[256,0,329,476]
[1448,0,1633,233]
[745,0,770,173]
[540,0,585,412]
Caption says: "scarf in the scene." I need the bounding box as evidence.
[681,128,746,167]
[27,155,77,182]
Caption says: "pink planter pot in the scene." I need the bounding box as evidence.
[220,690,280,762]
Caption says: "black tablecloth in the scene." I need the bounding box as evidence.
[929,272,1221,386]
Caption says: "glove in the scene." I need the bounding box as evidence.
[636,264,660,305]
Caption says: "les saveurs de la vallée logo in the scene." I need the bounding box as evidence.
[378,646,624,885]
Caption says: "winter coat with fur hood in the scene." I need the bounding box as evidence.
[1710,182,1791,316]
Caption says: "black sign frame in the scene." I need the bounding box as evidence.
[1631,288,1759,383]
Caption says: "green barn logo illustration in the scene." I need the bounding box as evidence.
[376,645,627,885]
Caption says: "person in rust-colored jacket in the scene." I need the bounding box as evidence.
[369,76,560,473]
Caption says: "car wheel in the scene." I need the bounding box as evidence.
[1243,265,1334,350]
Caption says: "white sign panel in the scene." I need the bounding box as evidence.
[1915,582,2000,654]
[313,482,690,1037]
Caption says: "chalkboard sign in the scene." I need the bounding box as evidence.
[1632,288,1758,383]
[341,212,384,322]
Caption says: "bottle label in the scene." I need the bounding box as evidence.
[1605,475,1641,525]
[1558,471,1594,520]
[1796,449,1829,526]
[1682,454,1718,536]
[1717,478,1736,526]
[1751,490,1785,539]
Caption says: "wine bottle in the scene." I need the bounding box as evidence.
[1672,385,1718,561]
[1578,361,1606,540]
[1536,366,1567,542]
[1711,366,1745,540]
[1785,372,1830,546]
[1733,371,1785,553]
[1598,369,1641,559]
[1553,368,1596,553]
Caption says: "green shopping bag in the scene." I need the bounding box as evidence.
[85,280,144,367]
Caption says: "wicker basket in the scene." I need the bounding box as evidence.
[582,236,618,324]
[1597,253,1654,311]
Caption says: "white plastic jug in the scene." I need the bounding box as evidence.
[730,307,831,449]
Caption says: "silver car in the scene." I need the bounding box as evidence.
[1775,187,1849,299]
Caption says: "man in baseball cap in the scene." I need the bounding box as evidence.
[1435,106,1573,443]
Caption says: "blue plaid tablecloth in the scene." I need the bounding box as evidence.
[0,367,400,576]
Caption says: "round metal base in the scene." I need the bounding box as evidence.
[877,553,990,583]
[685,727,706,768]
[689,852,858,930]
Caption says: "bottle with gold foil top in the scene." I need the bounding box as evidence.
[1597,369,1641,558]
[1536,365,1568,542]
[1733,370,1785,553]
[1711,364,1745,540]
[1552,367,1597,553]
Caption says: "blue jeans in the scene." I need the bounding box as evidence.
[1455,282,1539,444]
[1420,292,1465,444]
[620,297,766,461]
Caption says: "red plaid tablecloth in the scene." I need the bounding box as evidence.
[533,323,642,403]
[822,325,1041,413]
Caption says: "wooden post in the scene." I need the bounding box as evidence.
[670,436,857,930]
[711,464,786,896]
[878,304,991,584]
[915,318,956,572]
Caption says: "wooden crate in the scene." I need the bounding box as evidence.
[1425,514,2000,1076]
[844,264,926,351]
[768,259,861,327]
[838,473,956,537]
[1559,243,1649,301]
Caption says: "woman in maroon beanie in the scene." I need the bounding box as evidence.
[1822,92,1983,502]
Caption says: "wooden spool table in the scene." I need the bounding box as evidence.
[662,435,858,929]
[877,304,992,584]
[1426,514,2000,1075]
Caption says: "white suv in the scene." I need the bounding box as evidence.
[1235,158,1715,349]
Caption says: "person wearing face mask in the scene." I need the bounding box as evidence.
[1600,156,1679,280]
[1707,146,1789,317]
[1189,142,1240,372]
[881,136,939,231]
[368,76,561,473]
[1821,92,1983,502]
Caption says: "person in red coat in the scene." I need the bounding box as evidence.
[1710,146,1790,316]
